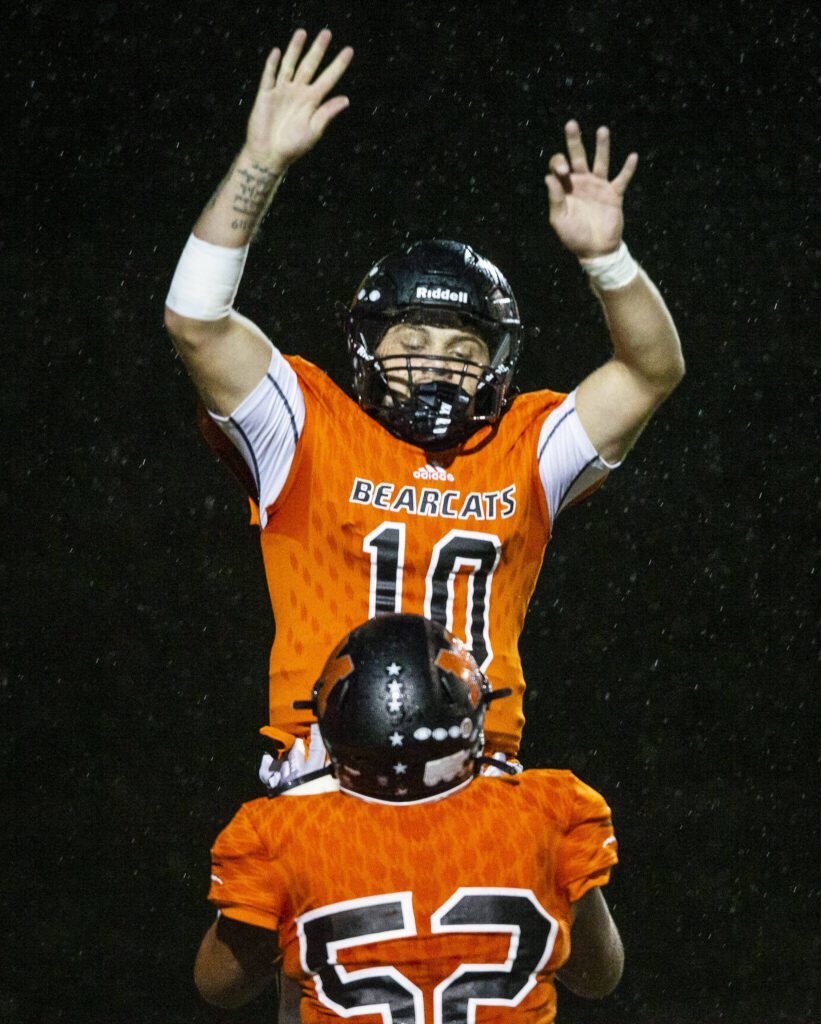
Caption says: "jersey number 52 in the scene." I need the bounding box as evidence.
[297,887,558,1022]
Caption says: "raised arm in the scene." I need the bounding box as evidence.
[164,29,353,415]
[545,121,685,465]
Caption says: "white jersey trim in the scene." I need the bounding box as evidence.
[537,390,621,527]
[208,347,306,528]
[211,372,614,533]
[339,777,473,806]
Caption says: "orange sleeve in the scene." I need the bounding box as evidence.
[207,802,288,932]
[557,775,619,903]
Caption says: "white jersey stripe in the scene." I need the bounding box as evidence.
[209,347,306,527]
[227,414,262,500]
[557,455,604,515]
[265,371,300,448]
[536,390,619,528]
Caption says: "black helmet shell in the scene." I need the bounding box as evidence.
[351,239,520,326]
[313,614,492,803]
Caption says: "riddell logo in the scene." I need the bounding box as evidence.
[415,286,468,304]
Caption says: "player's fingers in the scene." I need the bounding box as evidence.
[297,739,310,770]
[565,119,589,173]
[592,125,610,178]
[259,47,281,91]
[285,736,306,774]
[612,152,639,195]
[311,45,354,98]
[544,173,567,211]
[258,753,277,787]
[547,153,572,191]
[312,94,350,135]
[306,723,328,771]
[278,27,308,81]
[294,27,332,82]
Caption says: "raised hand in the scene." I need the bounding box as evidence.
[258,724,329,793]
[245,29,353,172]
[545,121,638,259]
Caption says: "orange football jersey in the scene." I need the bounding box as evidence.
[207,770,618,1023]
[203,356,608,754]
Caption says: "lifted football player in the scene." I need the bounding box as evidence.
[195,614,624,1020]
[165,29,684,780]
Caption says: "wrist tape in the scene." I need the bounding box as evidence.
[580,242,639,290]
[166,234,250,320]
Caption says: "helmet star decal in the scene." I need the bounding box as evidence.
[387,680,404,713]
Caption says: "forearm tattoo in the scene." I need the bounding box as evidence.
[230,163,282,231]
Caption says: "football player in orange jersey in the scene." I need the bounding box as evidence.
[195,615,623,1020]
[165,29,684,779]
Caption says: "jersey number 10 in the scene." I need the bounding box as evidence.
[364,524,502,670]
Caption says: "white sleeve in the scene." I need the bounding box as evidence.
[208,348,306,527]
[537,390,621,526]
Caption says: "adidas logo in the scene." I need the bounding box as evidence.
[413,465,455,482]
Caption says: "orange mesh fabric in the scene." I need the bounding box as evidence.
[208,770,617,1023]
[254,358,569,755]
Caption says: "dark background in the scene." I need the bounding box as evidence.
[9,0,818,1021]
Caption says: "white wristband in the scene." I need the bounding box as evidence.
[165,234,250,320]
[580,242,639,291]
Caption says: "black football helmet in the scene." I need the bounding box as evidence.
[343,240,524,450]
[296,614,510,803]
